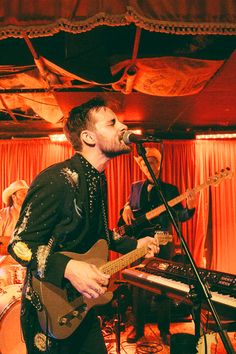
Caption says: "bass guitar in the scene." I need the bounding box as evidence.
[32,232,172,339]
[117,168,233,237]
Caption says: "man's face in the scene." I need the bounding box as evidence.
[139,156,160,182]
[12,188,28,208]
[92,107,131,157]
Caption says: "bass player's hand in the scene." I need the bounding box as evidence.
[122,204,135,225]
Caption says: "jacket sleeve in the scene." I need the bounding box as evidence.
[117,181,143,227]
[8,170,71,288]
[109,231,138,254]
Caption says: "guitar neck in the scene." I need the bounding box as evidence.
[117,169,231,236]
[100,245,147,276]
[145,179,212,222]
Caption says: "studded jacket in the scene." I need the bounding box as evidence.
[8,153,137,289]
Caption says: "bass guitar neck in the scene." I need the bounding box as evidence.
[117,168,232,237]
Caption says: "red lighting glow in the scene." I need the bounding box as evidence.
[49,134,67,142]
[131,129,142,135]
[196,133,236,140]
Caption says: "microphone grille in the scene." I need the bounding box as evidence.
[122,130,133,144]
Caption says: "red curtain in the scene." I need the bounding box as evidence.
[0,138,235,274]
[194,140,236,273]
[0,139,74,193]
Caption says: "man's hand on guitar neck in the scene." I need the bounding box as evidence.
[137,236,160,258]
[64,260,110,299]
[186,189,196,209]
[122,203,135,225]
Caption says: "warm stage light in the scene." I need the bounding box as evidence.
[196,133,236,140]
[49,134,67,142]
[131,129,142,135]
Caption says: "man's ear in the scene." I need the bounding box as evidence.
[80,130,96,146]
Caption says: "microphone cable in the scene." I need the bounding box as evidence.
[136,340,163,353]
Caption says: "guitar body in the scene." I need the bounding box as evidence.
[32,239,113,339]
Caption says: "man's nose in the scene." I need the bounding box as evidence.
[119,121,128,131]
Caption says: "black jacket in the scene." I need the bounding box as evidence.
[8,153,137,289]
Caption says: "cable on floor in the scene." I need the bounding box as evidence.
[136,341,163,353]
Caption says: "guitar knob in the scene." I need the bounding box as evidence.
[59,317,69,326]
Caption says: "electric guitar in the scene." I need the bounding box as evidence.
[32,232,172,339]
[117,168,233,237]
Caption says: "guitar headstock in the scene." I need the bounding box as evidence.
[208,167,233,186]
[154,231,173,245]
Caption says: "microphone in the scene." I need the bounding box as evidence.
[122,130,162,144]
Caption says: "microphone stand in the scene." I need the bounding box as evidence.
[136,143,235,354]
[113,281,125,354]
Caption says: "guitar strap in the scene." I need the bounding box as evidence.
[99,174,110,246]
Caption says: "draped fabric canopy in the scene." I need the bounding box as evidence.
[0,0,236,38]
[0,0,236,134]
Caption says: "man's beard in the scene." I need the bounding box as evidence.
[103,145,131,158]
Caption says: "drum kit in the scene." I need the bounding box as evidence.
[0,237,27,354]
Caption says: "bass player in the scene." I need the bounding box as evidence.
[118,147,196,345]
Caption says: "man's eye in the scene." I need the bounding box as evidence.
[109,119,117,125]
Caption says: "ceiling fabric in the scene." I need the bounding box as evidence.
[0,0,236,39]
[0,0,236,132]
[112,57,224,96]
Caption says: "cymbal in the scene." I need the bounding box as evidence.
[0,236,11,255]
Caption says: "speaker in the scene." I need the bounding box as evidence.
[170,333,197,354]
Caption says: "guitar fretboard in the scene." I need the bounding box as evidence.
[100,245,147,276]
[116,169,232,237]
[146,179,213,221]
[100,233,172,276]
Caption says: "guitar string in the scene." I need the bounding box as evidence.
[102,245,148,275]
[101,233,170,274]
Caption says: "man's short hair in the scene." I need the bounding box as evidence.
[63,96,107,151]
